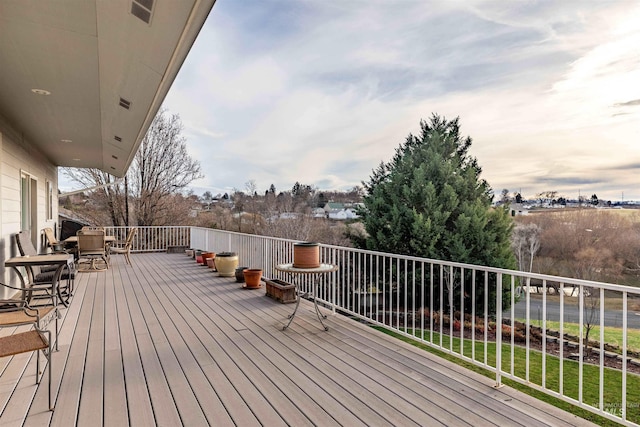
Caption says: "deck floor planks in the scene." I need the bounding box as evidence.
[140,262,260,426]
[333,314,590,427]
[322,317,521,426]
[1,253,600,426]
[0,353,41,427]
[124,265,185,426]
[23,267,90,427]
[102,261,129,426]
[145,258,300,424]
[111,258,156,427]
[205,276,430,425]
[143,257,291,427]
[185,264,449,426]
[211,278,450,426]
[172,264,374,427]
[130,259,216,426]
[129,264,207,425]
[76,269,106,426]
[231,298,447,426]
[48,270,98,427]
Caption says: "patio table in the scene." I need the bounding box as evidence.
[275,263,338,331]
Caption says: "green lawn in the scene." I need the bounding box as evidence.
[381,327,639,426]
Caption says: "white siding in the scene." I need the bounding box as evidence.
[0,114,59,297]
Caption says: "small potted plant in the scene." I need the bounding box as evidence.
[243,268,263,289]
[235,266,248,282]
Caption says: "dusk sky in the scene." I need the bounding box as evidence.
[163,0,640,202]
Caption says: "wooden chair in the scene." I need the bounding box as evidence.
[76,229,109,271]
[109,227,137,265]
[15,230,75,306]
[80,226,110,260]
[43,227,68,254]
[0,300,53,410]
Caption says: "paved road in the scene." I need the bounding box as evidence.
[503,299,640,329]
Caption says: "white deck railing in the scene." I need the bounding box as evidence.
[105,226,190,252]
[113,225,640,426]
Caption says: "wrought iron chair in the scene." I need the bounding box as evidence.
[109,227,137,265]
[76,229,109,271]
[15,230,75,306]
[0,300,53,410]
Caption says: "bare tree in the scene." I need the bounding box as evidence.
[500,188,510,204]
[130,109,202,225]
[63,109,202,226]
[511,223,541,274]
[62,169,127,225]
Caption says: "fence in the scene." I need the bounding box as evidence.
[120,225,640,425]
[105,226,190,253]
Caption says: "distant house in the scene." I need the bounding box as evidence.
[311,208,326,218]
[324,202,361,220]
[323,202,344,214]
[509,203,530,216]
[328,208,359,220]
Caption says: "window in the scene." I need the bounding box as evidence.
[46,180,53,220]
[20,172,38,244]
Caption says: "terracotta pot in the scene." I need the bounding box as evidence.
[215,252,239,277]
[206,257,216,270]
[243,269,263,288]
[235,266,248,282]
[202,251,215,266]
[293,242,320,268]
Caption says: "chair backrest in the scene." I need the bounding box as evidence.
[77,230,106,254]
[15,230,47,279]
[16,230,38,256]
[43,227,59,246]
[124,227,138,247]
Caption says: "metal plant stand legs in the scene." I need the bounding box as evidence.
[283,279,329,331]
[275,263,338,332]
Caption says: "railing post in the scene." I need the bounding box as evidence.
[331,247,336,314]
[495,272,502,388]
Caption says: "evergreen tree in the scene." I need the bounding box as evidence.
[355,114,516,313]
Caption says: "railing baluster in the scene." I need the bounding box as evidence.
[141,226,640,425]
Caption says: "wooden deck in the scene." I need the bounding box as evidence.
[1,252,596,426]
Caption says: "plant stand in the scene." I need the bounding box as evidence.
[274,263,338,331]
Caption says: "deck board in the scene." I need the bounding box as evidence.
[0,252,599,426]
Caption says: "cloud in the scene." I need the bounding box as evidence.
[163,0,640,201]
[614,99,640,107]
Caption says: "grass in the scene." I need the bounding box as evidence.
[375,326,639,426]
[522,318,640,353]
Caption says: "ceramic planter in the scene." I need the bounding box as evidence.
[243,269,263,289]
[293,242,320,268]
[215,252,239,277]
[195,250,204,264]
[202,251,215,266]
[235,266,248,282]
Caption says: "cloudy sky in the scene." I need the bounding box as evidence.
[163,0,640,202]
